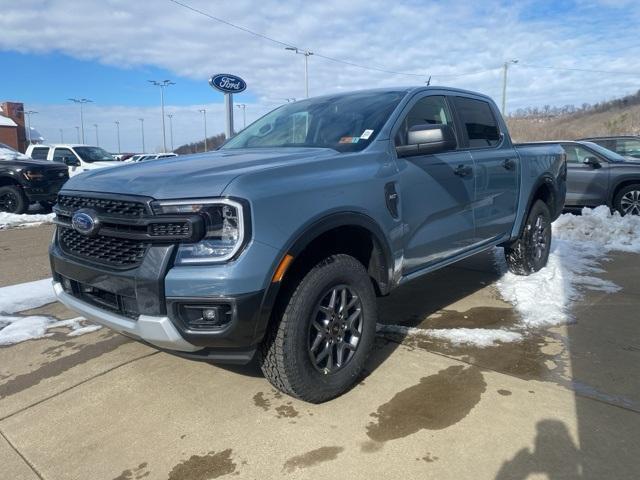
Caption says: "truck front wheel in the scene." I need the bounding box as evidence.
[503,200,552,275]
[0,185,28,214]
[259,254,377,403]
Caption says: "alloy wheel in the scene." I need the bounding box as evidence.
[620,190,640,215]
[308,284,363,374]
[532,215,550,261]
[0,192,19,213]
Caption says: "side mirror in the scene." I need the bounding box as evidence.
[62,156,80,167]
[396,124,456,158]
[583,156,601,168]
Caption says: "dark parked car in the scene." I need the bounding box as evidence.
[526,140,640,215]
[580,136,640,159]
[0,143,69,214]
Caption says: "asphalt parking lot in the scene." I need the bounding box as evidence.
[0,225,639,479]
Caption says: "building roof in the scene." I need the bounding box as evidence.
[0,115,17,127]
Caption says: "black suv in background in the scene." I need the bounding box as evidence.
[580,136,640,159]
[0,143,69,214]
[561,140,640,215]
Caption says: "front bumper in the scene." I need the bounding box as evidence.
[53,281,200,352]
[23,179,67,202]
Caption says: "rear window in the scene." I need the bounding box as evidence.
[453,97,501,148]
[30,147,49,160]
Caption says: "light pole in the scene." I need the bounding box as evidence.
[285,47,313,98]
[59,128,64,143]
[138,118,145,152]
[114,121,121,153]
[236,104,247,129]
[22,110,38,146]
[93,123,99,146]
[68,98,92,143]
[167,114,174,151]
[75,126,80,143]
[199,109,208,152]
[148,79,175,152]
[501,59,518,115]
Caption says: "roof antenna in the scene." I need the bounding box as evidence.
[426,75,431,86]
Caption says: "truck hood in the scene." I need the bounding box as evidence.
[0,158,67,170]
[62,148,338,199]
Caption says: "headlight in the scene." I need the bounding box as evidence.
[151,198,247,264]
[23,170,45,181]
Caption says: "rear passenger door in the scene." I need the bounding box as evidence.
[562,143,610,207]
[393,94,476,274]
[452,96,519,242]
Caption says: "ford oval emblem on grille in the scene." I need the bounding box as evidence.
[72,209,100,236]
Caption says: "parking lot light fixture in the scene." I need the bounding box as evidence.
[285,47,313,98]
[236,104,247,129]
[139,118,145,152]
[114,121,121,153]
[75,126,80,143]
[22,110,38,146]
[59,128,64,143]
[199,109,208,152]
[501,59,519,115]
[68,98,92,143]
[167,114,174,151]
[148,79,175,152]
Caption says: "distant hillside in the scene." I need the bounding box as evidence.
[175,133,226,154]
[506,90,640,142]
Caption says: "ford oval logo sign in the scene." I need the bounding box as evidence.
[209,74,247,94]
[72,209,99,237]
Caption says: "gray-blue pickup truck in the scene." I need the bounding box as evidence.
[50,87,566,402]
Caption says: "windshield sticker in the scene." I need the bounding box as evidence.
[360,129,374,140]
[339,136,360,144]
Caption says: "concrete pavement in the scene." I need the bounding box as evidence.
[0,225,638,479]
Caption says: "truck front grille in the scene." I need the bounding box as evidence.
[57,194,148,217]
[59,227,149,267]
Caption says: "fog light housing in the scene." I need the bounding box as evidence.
[178,304,233,330]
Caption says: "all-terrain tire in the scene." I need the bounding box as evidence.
[258,254,377,403]
[613,184,640,216]
[504,200,552,275]
[0,185,28,214]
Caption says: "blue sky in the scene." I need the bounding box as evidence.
[1,0,640,152]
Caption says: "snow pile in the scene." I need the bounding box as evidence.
[380,207,639,347]
[0,279,100,346]
[0,278,56,313]
[377,324,522,347]
[495,207,638,328]
[0,212,55,230]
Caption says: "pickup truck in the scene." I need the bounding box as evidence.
[26,144,121,177]
[49,87,566,402]
[0,143,69,213]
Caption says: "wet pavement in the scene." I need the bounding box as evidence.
[0,225,639,479]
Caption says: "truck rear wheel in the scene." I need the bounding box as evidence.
[0,185,28,214]
[503,200,552,275]
[259,254,377,403]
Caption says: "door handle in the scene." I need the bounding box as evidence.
[502,158,516,170]
[454,164,473,177]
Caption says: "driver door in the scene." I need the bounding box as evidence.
[393,94,476,274]
[562,143,610,207]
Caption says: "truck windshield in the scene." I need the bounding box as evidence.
[222,90,405,153]
[74,146,117,163]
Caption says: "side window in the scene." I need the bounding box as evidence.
[563,145,596,163]
[52,148,75,163]
[30,147,49,160]
[596,139,616,150]
[616,139,640,158]
[395,95,456,146]
[452,97,501,148]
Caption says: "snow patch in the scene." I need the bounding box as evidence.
[0,278,56,314]
[377,324,523,347]
[495,206,638,328]
[0,212,55,230]
[0,280,101,346]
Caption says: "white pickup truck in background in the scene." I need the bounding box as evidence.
[26,144,122,177]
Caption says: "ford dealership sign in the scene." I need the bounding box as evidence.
[209,74,247,94]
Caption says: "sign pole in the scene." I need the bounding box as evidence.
[225,93,234,139]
